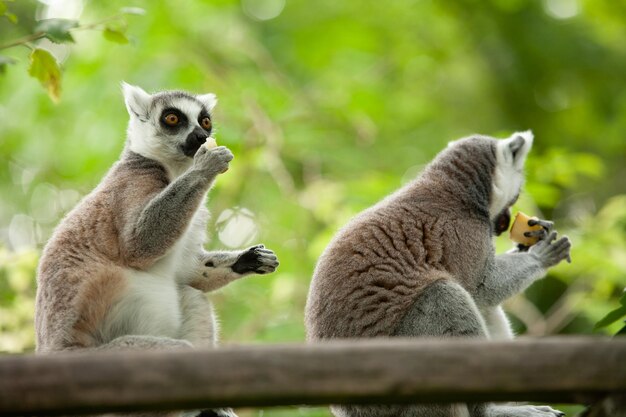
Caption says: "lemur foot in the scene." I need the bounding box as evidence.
[198,408,238,417]
[231,244,279,275]
[489,405,564,417]
[529,231,572,267]
[530,405,565,417]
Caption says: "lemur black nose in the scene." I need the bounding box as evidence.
[192,127,208,145]
[183,127,210,157]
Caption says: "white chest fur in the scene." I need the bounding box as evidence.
[104,270,182,339]
[101,200,210,342]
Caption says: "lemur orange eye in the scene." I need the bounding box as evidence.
[164,113,179,126]
[201,117,212,130]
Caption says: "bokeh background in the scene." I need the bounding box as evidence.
[1,0,625,416]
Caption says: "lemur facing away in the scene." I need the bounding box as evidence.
[35,84,279,417]
[305,132,571,417]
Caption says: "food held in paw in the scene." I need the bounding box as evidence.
[509,212,543,246]
[205,138,217,149]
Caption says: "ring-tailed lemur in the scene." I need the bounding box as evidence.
[305,132,570,417]
[35,83,279,417]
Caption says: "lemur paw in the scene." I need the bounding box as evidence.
[198,408,238,417]
[517,218,554,252]
[529,231,572,267]
[507,405,565,417]
[193,145,233,175]
[231,244,279,275]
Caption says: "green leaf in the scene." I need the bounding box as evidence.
[0,267,16,307]
[616,325,626,337]
[120,7,146,15]
[620,289,626,307]
[0,55,16,74]
[0,0,16,23]
[35,18,78,44]
[28,48,61,102]
[594,305,626,329]
[103,26,129,44]
[5,12,17,23]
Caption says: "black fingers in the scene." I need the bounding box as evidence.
[524,218,555,243]
[528,218,554,231]
[231,245,279,275]
[524,228,547,239]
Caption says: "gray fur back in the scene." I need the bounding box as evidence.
[35,151,172,351]
[305,136,498,340]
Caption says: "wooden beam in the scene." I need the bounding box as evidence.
[1,337,625,416]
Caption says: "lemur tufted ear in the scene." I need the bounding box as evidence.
[197,93,217,112]
[121,82,151,120]
[506,130,533,167]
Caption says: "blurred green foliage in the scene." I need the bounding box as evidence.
[1,0,625,415]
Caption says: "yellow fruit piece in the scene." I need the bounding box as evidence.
[205,138,217,149]
[509,212,543,246]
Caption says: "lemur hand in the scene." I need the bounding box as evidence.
[231,244,279,275]
[529,231,572,267]
[193,145,233,176]
[516,217,553,252]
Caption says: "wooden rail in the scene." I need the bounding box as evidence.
[1,337,625,416]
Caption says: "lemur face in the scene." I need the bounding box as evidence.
[490,131,533,235]
[122,83,217,161]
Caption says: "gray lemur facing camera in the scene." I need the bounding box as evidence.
[35,84,279,417]
[305,132,571,417]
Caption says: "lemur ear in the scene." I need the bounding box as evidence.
[197,93,217,112]
[506,130,533,166]
[121,82,151,120]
